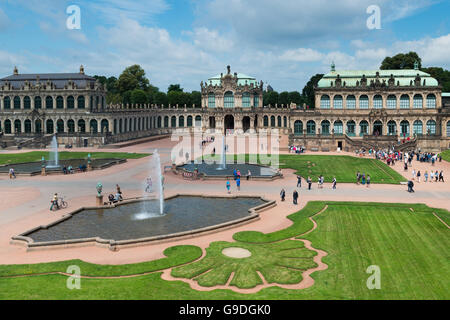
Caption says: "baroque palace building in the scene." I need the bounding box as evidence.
[0,64,449,151]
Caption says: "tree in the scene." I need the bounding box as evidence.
[289,91,302,106]
[190,91,202,107]
[421,67,450,92]
[168,84,183,92]
[130,89,148,104]
[302,74,324,108]
[153,92,168,106]
[264,91,279,106]
[380,52,421,70]
[117,65,150,95]
[278,91,290,106]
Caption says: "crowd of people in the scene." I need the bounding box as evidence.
[288,145,305,154]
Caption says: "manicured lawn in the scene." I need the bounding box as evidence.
[0,202,448,300]
[441,150,450,162]
[0,151,149,165]
[205,154,407,184]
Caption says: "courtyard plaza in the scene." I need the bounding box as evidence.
[0,136,448,269]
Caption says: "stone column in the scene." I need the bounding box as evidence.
[63,96,67,109]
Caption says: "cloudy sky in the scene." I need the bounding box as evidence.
[0,0,448,92]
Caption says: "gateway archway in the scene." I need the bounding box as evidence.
[224,115,234,134]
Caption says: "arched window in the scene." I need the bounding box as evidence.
[333,95,343,109]
[164,116,169,128]
[400,94,410,109]
[387,121,397,136]
[373,95,383,109]
[14,120,21,133]
[78,120,86,133]
[24,96,31,109]
[35,120,42,133]
[321,120,330,135]
[253,95,259,107]
[320,95,330,109]
[387,95,397,109]
[277,116,282,127]
[4,97,10,109]
[195,115,202,127]
[359,120,369,136]
[208,93,215,108]
[224,91,234,108]
[359,95,369,109]
[306,120,316,135]
[46,119,54,134]
[118,119,123,133]
[263,116,269,127]
[347,121,356,136]
[90,119,98,133]
[56,96,64,109]
[347,95,356,109]
[34,96,42,109]
[294,121,303,135]
[400,120,410,137]
[447,121,450,137]
[413,120,423,136]
[56,119,64,133]
[179,116,185,127]
[187,116,192,127]
[46,96,53,109]
[171,116,177,127]
[426,94,436,109]
[67,96,75,109]
[426,120,436,135]
[78,96,85,109]
[157,116,162,128]
[283,116,287,127]
[334,120,343,135]
[24,120,32,133]
[373,120,383,135]
[4,119,11,134]
[14,96,20,109]
[67,120,75,133]
[242,92,251,107]
[413,94,423,109]
[101,119,109,133]
[270,116,275,127]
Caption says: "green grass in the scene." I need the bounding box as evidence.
[203,154,407,184]
[441,150,450,162]
[0,202,448,300]
[0,151,149,165]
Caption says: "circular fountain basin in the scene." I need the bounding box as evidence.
[15,196,272,249]
[222,247,252,259]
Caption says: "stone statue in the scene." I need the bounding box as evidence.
[96,183,103,197]
[227,65,231,74]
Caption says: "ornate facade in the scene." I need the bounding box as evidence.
[0,65,449,152]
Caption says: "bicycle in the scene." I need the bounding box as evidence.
[50,197,68,211]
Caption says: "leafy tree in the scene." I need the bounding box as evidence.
[106,93,122,105]
[264,91,279,106]
[153,92,168,106]
[289,91,302,106]
[117,65,150,94]
[421,67,450,92]
[278,91,290,106]
[302,74,324,108]
[380,52,422,70]
[190,91,202,107]
[168,84,183,92]
[130,89,148,104]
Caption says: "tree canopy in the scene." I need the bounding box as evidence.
[302,74,324,108]
[380,52,422,70]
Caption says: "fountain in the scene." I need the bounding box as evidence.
[46,136,60,168]
[136,149,164,220]
[216,135,227,171]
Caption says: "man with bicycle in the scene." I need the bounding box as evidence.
[50,193,59,211]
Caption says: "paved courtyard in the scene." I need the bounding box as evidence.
[0,137,449,269]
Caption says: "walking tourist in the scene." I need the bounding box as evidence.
[332,177,337,189]
[424,171,429,182]
[367,175,371,187]
[356,171,361,185]
[407,180,415,193]
[412,169,416,181]
[417,170,421,183]
[247,170,251,181]
[435,170,439,182]
[50,193,59,211]
[297,175,302,188]
[439,171,444,182]
[280,188,286,201]
[307,176,312,190]
[293,190,299,205]
[430,171,434,182]
[236,177,241,191]
[226,179,231,194]
[9,168,16,179]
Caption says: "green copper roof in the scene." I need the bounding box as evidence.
[207,73,258,86]
[442,93,450,97]
[317,69,439,88]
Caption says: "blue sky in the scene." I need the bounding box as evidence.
[0,0,449,92]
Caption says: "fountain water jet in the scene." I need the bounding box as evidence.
[216,135,227,171]
[46,136,60,168]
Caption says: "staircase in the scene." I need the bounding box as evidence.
[0,134,53,149]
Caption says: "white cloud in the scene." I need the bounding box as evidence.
[280,48,324,62]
